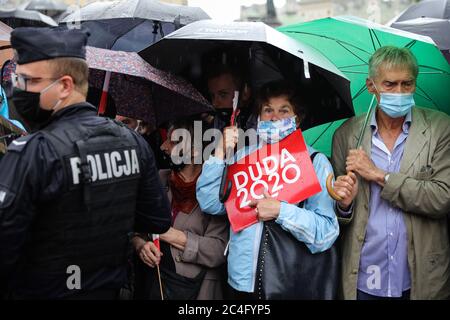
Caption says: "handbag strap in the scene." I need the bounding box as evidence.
[298,151,319,209]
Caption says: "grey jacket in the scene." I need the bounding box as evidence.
[160,170,229,300]
[332,107,450,300]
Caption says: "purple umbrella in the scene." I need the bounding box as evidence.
[86,46,213,127]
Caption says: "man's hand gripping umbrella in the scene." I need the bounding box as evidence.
[326,95,377,202]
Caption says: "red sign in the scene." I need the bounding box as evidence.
[224,129,322,233]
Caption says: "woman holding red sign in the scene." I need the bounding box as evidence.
[197,80,340,299]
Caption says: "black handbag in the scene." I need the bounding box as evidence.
[149,267,207,300]
[255,152,340,300]
[255,220,339,300]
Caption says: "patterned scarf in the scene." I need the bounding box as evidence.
[169,170,200,217]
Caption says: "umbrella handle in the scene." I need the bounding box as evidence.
[326,173,343,201]
[326,95,377,202]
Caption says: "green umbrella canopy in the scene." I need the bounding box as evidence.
[279,16,450,157]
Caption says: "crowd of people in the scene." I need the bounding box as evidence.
[0,26,449,300]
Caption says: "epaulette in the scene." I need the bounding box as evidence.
[6,133,39,153]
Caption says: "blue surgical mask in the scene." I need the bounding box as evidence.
[379,93,415,118]
[372,81,415,118]
[257,116,296,144]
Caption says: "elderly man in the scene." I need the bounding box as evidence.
[332,46,450,300]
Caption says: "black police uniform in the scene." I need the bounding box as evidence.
[0,27,172,299]
[0,103,172,299]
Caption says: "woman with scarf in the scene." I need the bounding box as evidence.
[132,117,229,300]
[196,80,340,299]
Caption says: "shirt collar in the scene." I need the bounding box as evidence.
[370,109,412,135]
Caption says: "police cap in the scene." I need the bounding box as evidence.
[10,27,88,65]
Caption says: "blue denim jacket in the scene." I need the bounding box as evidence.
[196,143,339,293]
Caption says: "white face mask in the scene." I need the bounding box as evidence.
[257,116,297,144]
[40,78,62,111]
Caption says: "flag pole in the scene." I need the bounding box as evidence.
[219,91,240,203]
[152,234,164,300]
[98,71,111,115]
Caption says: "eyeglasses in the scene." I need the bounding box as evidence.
[10,73,59,92]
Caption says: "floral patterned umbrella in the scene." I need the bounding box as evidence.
[86,46,213,127]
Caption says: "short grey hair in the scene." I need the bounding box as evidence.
[369,46,419,80]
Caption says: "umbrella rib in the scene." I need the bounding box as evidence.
[285,31,373,55]
[336,41,367,65]
[418,65,450,75]
[340,71,370,74]
[310,121,335,148]
[339,63,368,69]
[415,85,441,111]
[109,19,147,49]
[352,84,367,101]
[419,71,449,75]
[404,40,417,49]
[372,30,382,49]
[253,52,283,74]
[368,29,378,51]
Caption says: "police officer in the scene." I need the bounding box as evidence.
[0,27,172,299]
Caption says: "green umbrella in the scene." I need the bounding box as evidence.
[279,16,450,157]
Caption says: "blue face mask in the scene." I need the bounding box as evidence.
[257,116,297,144]
[372,81,415,118]
[379,92,415,118]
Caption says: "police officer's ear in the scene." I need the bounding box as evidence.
[58,75,76,99]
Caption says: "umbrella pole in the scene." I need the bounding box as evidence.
[326,95,377,201]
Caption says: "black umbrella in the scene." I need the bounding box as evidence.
[60,0,210,52]
[390,17,450,63]
[139,20,354,130]
[389,0,450,64]
[139,20,355,202]
[394,0,450,21]
[0,8,57,28]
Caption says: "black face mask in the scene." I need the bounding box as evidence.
[11,88,53,130]
[161,151,186,172]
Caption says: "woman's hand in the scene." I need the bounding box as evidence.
[214,126,239,160]
[249,191,281,221]
[133,237,163,268]
[160,227,187,251]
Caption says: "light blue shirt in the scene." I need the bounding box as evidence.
[357,110,411,297]
[196,142,339,292]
